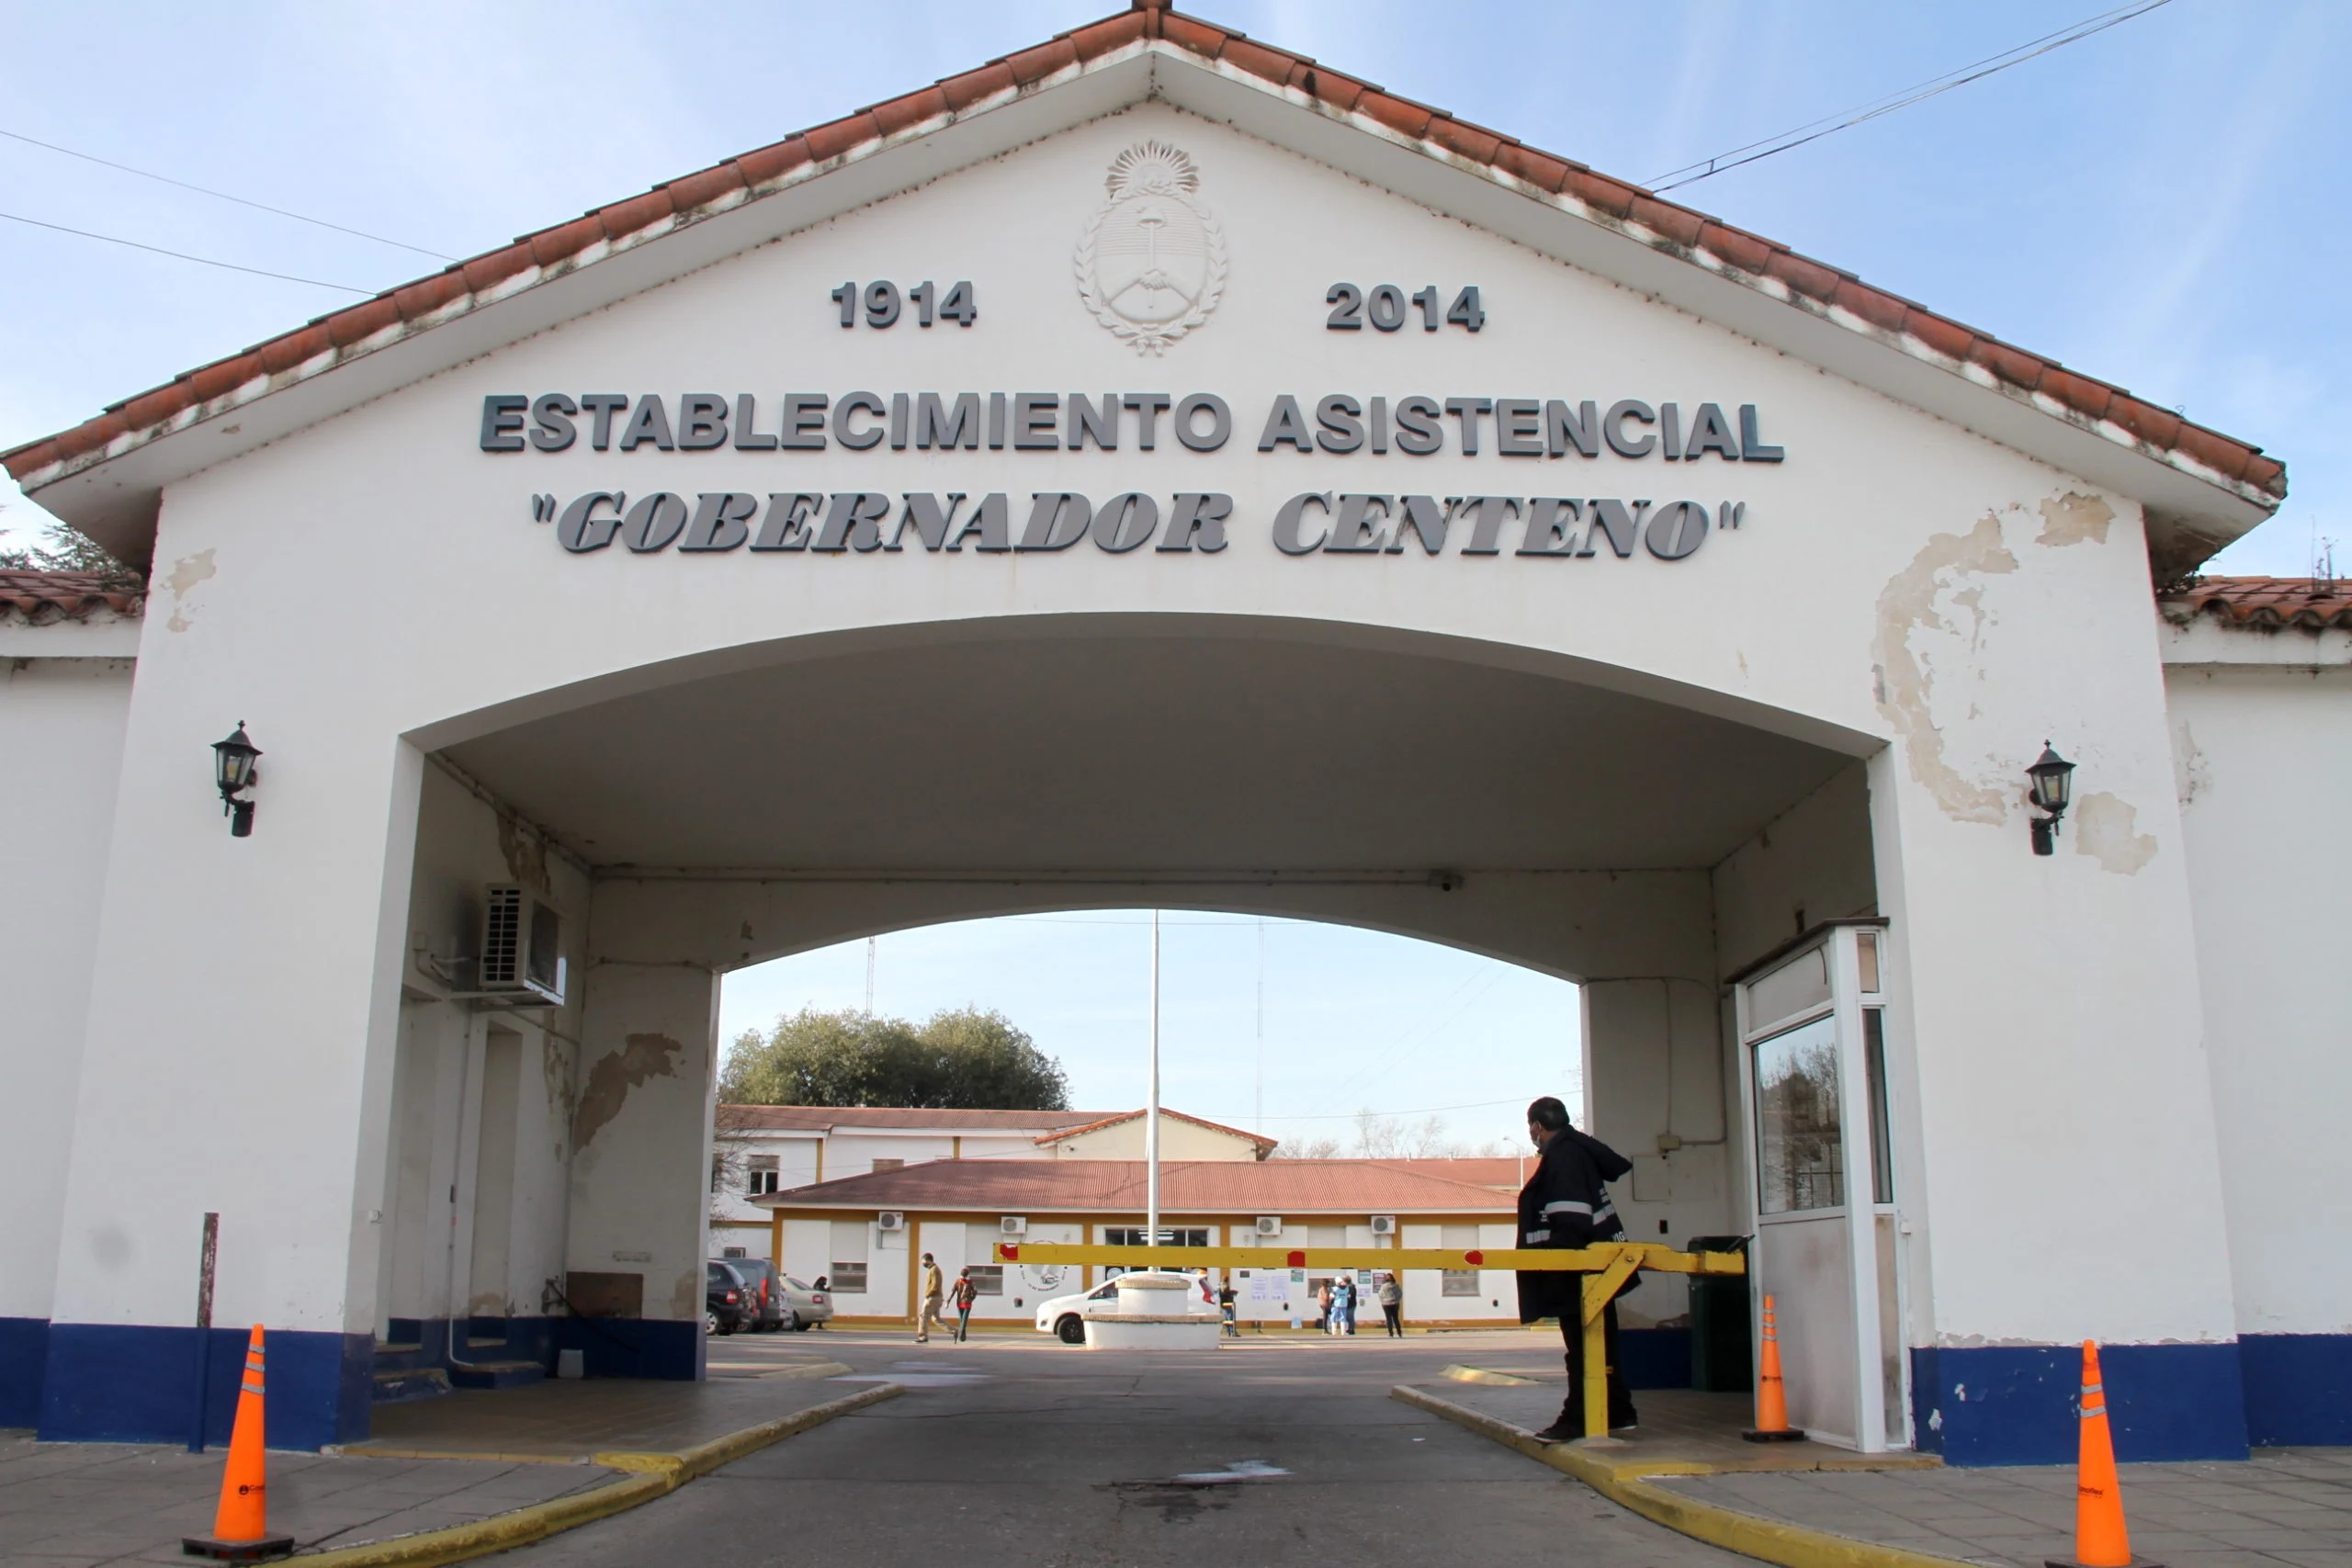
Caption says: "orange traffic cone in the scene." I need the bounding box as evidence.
[2047,1341,2153,1568]
[182,1325,294,1562]
[1742,1293,1806,1442]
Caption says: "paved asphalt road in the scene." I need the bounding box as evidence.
[515,1328,1749,1567]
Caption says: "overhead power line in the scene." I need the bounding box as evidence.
[0,127,456,260]
[1647,0,2176,193]
[0,209,372,294]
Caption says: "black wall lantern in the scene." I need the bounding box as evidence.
[2026,741,2075,856]
[211,723,261,838]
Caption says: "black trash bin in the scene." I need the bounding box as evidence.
[1685,1235,1753,1393]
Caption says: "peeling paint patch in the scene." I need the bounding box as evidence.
[2072,792,2157,874]
[670,1268,701,1319]
[496,809,553,897]
[2035,491,2114,548]
[571,1032,684,1149]
[1871,513,2019,824]
[543,1033,577,1163]
[163,548,215,633]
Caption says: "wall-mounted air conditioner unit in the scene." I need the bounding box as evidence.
[1254,1216,1283,1237]
[1001,1216,1028,1236]
[876,1212,906,1233]
[1369,1214,1397,1236]
[480,885,565,1005]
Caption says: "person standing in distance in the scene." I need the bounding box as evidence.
[1376,1271,1404,1337]
[1517,1095,1638,1439]
[916,1252,945,1343]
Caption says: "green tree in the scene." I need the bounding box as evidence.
[0,521,138,583]
[720,1005,1069,1110]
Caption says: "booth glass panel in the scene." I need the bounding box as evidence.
[1863,1009,1894,1206]
[1753,1012,1844,1214]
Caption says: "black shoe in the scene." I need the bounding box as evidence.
[1532,1421,1579,1443]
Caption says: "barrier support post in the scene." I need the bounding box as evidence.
[1580,1244,1643,1439]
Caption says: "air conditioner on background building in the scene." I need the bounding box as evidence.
[876,1212,906,1233]
[1001,1216,1028,1236]
[1254,1216,1283,1237]
[1369,1214,1396,1236]
[478,884,565,1005]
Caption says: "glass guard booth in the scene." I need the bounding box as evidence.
[1735,919,1906,1451]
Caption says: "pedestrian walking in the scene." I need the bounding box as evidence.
[916,1252,945,1343]
[950,1267,978,1342]
[1335,1274,1356,1336]
[1218,1280,1238,1337]
[1515,1095,1638,1440]
[812,1276,830,1329]
[1376,1271,1404,1337]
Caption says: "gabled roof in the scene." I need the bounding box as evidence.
[2160,577,2352,631]
[0,569,144,624]
[4,0,2282,575]
[753,1156,1511,1213]
[1035,1108,1278,1154]
[717,1104,1111,1134]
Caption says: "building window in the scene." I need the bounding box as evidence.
[871,1158,905,1173]
[1441,1270,1481,1297]
[721,1246,748,1259]
[709,1155,724,1193]
[967,1265,1004,1297]
[746,1155,780,1196]
[830,1263,869,1293]
[1104,1227,1209,1247]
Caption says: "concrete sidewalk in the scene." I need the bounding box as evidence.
[1660,1452,2352,1568]
[0,1436,614,1565]
[1405,1374,2352,1568]
[2,1355,878,1566]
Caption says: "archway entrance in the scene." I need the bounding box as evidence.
[377,614,1896,1446]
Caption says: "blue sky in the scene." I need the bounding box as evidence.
[5,2,2341,1138]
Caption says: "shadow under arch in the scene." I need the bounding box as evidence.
[425,609,1876,987]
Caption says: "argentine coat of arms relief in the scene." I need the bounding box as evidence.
[1075,141,1227,355]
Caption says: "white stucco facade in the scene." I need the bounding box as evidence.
[0,20,2335,1461]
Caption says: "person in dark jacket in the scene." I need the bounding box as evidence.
[1516,1095,1638,1439]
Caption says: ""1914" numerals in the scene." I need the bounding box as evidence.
[831,280,978,329]
[1326,284,1484,333]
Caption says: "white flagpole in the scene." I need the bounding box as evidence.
[1147,908,1161,1264]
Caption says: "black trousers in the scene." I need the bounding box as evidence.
[1381,1303,1403,1337]
[1556,1295,1637,1432]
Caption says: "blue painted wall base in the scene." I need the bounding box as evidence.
[0,1316,50,1427]
[1619,1327,1693,1391]
[38,1324,373,1450]
[1912,1342,2250,1464]
[553,1316,703,1381]
[2239,1334,2352,1446]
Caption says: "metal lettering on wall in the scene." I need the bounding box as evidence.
[488,389,1781,562]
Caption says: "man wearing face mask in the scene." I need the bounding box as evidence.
[1516,1095,1638,1440]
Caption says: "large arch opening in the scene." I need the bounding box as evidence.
[376,614,1883,1434]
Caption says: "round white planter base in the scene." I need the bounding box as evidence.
[1083,1314,1224,1349]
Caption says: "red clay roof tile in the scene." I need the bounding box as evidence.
[0,1,2288,519]
[2163,577,2352,630]
[759,1157,1512,1214]
[0,570,144,622]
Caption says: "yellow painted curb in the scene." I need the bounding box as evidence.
[1440,1363,1542,1386]
[296,1382,901,1566]
[1393,1386,1973,1568]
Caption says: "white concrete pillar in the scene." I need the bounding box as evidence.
[561,961,718,1378]
[1582,977,1736,1335]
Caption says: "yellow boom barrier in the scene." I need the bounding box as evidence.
[994,1241,1746,1439]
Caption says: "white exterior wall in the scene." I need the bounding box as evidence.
[12,83,2275,1451]
[0,651,132,1337]
[2165,650,2352,1338]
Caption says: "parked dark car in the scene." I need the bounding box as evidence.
[706,1260,752,1336]
[729,1258,787,1332]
